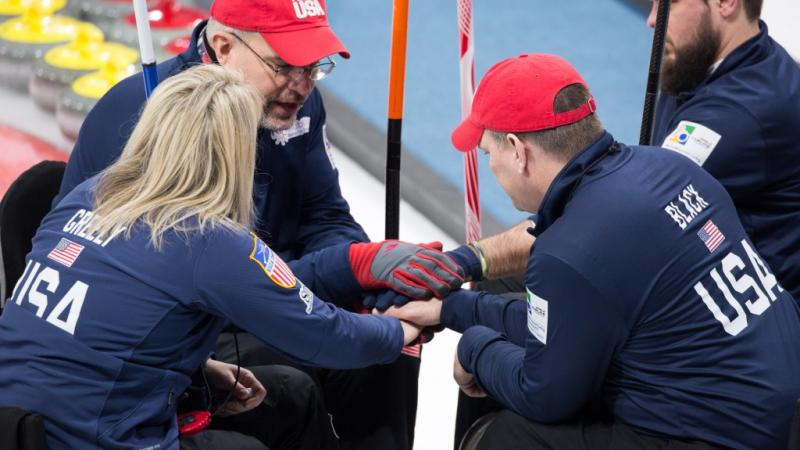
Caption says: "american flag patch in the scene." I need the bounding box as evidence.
[697,220,725,253]
[47,238,84,267]
[249,233,297,289]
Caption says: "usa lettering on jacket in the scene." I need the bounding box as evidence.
[664,184,710,230]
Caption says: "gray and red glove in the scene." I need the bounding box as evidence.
[349,241,465,299]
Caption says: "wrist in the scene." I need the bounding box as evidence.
[348,242,381,288]
[445,244,484,281]
[469,241,490,280]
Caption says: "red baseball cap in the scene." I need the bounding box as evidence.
[210,0,350,67]
[451,53,596,152]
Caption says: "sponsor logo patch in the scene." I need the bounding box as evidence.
[271,116,311,146]
[249,233,297,289]
[661,121,721,166]
[47,238,84,267]
[298,282,314,314]
[526,288,548,345]
[322,124,336,169]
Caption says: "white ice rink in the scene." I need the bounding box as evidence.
[335,148,462,450]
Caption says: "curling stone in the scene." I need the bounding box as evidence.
[0,3,102,91]
[102,0,205,49]
[56,56,134,142]
[71,0,146,25]
[0,0,68,22]
[30,28,137,112]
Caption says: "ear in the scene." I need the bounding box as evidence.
[210,32,235,64]
[506,133,530,176]
[716,0,739,19]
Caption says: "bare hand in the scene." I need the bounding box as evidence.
[381,298,442,327]
[399,319,423,345]
[453,353,487,398]
[204,359,267,416]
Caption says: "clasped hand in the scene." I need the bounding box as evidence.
[203,359,267,417]
[366,289,444,342]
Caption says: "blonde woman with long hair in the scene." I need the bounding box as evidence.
[0,65,421,450]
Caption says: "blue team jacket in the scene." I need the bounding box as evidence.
[442,132,800,449]
[54,21,368,268]
[0,178,402,450]
[653,21,800,300]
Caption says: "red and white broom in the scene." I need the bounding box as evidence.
[456,0,481,244]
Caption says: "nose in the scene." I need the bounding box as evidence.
[288,75,314,97]
[646,1,657,28]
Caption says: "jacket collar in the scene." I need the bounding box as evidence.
[177,20,206,66]
[532,131,616,237]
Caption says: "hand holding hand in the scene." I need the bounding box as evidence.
[399,320,423,346]
[380,297,443,327]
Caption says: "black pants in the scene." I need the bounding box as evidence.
[470,410,718,450]
[181,365,337,450]
[181,430,268,450]
[216,332,419,450]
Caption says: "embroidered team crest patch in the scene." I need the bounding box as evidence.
[249,233,297,289]
[270,116,311,146]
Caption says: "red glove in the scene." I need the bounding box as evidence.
[349,241,465,299]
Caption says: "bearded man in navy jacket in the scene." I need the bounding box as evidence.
[647,0,800,299]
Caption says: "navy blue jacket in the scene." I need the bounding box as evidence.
[55,21,368,267]
[0,178,402,450]
[653,22,800,299]
[443,132,800,449]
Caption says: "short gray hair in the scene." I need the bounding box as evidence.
[490,83,603,161]
[205,18,262,42]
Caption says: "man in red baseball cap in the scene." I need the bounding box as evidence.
[204,0,349,130]
[387,53,800,450]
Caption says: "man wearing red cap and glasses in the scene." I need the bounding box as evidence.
[386,54,800,449]
[52,1,464,449]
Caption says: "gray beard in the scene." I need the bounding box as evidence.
[261,114,294,131]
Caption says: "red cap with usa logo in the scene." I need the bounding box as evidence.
[451,53,596,152]
[210,0,350,67]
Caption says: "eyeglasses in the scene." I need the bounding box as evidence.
[230,33,336,82]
